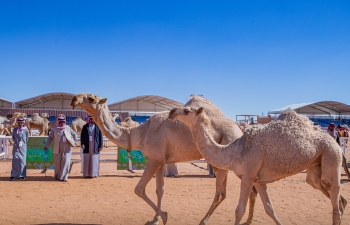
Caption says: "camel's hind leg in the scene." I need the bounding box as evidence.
[254,183,282,225]
[320,163,342,225]
[306,165,347,215]
[134,159,168,225]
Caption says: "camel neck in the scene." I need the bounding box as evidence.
[90,104,143,150]
[191,115,239,171]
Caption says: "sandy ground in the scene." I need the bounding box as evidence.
[0,143,350,225]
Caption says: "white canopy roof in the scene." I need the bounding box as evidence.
[268,101,350,115]
[108,95,184,113]
[15,92,75,109]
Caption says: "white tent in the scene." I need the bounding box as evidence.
[268,101,350,116]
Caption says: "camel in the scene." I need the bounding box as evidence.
[69,117,87,133]
[70,93,244,225]
[26,113,50,136]
[0,112,27,136]
[169,107,347,225]
[120,117,140,128]
[111,113,120,122]
[0,116,9,124]
[112,113,140,128]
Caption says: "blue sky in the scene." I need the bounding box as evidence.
[1,1,349,119]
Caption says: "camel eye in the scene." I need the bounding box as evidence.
[88,97,94,103]
[184,108,190,114]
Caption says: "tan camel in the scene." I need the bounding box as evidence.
[26,113,50,136]
[0,112,27,136]
[120,117,140,128]
[0,116,9,124]
[169,107,347,225]
[70,117,87,133]
[70,93,243,225]
[111,113,120,122]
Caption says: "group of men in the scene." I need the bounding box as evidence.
[10,115,103,182]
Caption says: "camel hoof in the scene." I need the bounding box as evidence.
[160,211,168,225]
[199,220,207,225]
[144,215,160,225]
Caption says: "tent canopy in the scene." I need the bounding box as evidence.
[268,101,350,115]
[108,95,183,113]
[15,92,75,109]
[0,97,13,108]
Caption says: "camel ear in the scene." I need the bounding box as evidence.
[88,94,96,103]
[196,107,204,115]
[99,98,107,104]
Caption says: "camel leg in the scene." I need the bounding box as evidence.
[320,165,342,225]
[306,165,347,215]
[242,185,258,225]
[199,168,228,225]
[148,165,165,225]
[235,177,254,225]
[253,183,282,225]
[134,159,168,225]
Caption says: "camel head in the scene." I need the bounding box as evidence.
[169,107,210,129]
[41,113,50,119]
[70,93,108,115]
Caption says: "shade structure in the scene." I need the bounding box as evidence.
[14,92,75,109]
[268,101,350,115]
[108,95,184,113]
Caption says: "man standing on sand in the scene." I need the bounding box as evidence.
[80,115,103,178]
[10,117,29,181]
[44,116,77,182]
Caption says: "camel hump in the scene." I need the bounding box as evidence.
[147,111,169,132]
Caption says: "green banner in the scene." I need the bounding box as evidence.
[26,136,54,170]
[117,147,146,170]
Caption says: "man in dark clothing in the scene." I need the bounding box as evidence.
[80,115,103,178]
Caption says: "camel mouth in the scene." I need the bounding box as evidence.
[70,102,79,110]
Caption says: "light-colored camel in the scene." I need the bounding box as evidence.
[26,113,50,136]
[70,93,243,225]
[0,124,11,136]
[111,113,120,122]
[0,112,27,136]
[169,107,347,225]
[0,116,9,124]
[69,117,87,133]
[120,117,140,128]
[112,113,140,127]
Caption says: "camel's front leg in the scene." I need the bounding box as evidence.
[148,165,165,225]
[254,183,282,225]
[235,177,254,225]
[134,159,168,225]
[199,168,228,225]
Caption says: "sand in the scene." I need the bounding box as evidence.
[0,143,349,225]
